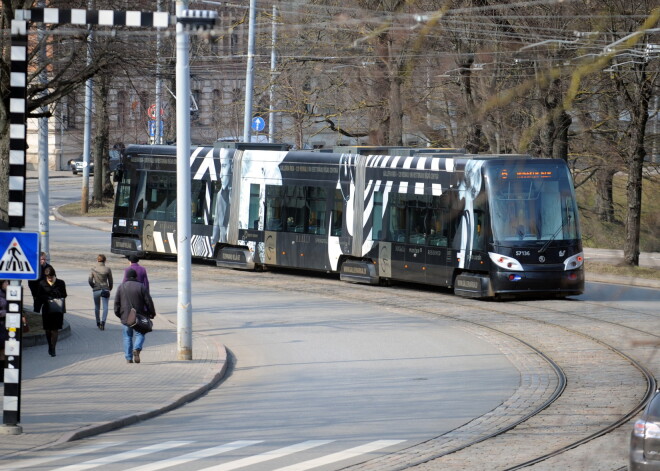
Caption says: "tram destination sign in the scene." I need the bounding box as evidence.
[499,168,556,180]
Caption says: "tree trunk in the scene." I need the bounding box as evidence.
[457,56,483,153]
[92,72,110,204]
[540,78,564,159]
[594,167,616,223]
[552,109,571,161]
[623,79,650,266]
[388,74,404,146]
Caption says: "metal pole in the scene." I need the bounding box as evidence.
[242,0,257,142]
[176,0,193,360]
[2,280,24,435]
[155,0,164,145]
[81,0,94,213]
[268,4,277,143]
[37,0,49,256]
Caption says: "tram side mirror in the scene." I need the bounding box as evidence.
[113,164,124,182]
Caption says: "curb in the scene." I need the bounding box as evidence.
[584,272,660,290]
[55,343,231,445]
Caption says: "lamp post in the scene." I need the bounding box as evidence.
[175,6,217,360]
[243,0,257,142]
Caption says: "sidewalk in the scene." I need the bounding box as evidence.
[1,316,227,459]
[0,190,229,459]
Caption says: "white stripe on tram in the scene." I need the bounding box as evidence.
[167,232,177,254]
[153,231,166,253]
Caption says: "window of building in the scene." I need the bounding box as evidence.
[117,91,128,128]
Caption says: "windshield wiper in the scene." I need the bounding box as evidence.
[538,218,569,254]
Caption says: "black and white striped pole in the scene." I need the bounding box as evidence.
[3,6,217,431]
[2,280,29,435]
[2,7,170,435]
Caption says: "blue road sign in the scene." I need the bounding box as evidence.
[251,116,265,132]
[0,231,39,280]
[149,120,164,137]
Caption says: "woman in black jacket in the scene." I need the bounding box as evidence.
[37,266,67,357]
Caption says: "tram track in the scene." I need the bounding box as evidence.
[52,249,657,470]
[333,286,655,471]
[190,267,656,471]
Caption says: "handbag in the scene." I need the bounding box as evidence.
[126,304,152,334]
[127,307,137,326]
[48,298,64,314]
[133,313,153,334]
[100,289,110,298]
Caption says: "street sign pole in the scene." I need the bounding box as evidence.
[7,6,169,435]
[0,231,39,435]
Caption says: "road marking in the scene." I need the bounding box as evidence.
[272,440,406,471]
[196,440,333,471]
[123,440,262,471]
[0,442,125,471]
[53,441,191,471]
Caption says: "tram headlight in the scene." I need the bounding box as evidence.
[488,252,523,271]
[563,252,584,271]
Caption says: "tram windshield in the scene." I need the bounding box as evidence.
[486,163,580,245]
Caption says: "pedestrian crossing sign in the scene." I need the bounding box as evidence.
[0,231,39,280]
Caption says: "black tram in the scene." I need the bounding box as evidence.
[111,144,584,299]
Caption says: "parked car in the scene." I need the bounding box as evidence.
[70,149,121,175]
[630,388,660,470]
[70,157,93,175]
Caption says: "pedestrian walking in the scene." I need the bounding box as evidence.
[123,255,149,292]
[28,252,53,313]
[88,254,113,330]
[114,268,156,364]
[0,280,8,382]
[37,266,67,357]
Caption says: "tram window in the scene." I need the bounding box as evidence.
[331,189,343,237]
[307,187,327,235]
[265,185,283,231]
[489,178,582,242]
[473,209,486,251]
[388,194,407,242]
[563,195,579,239]
[191,180,210,224]
[114,180,131,218]
[248,184,260,229]
[145,172,176,222]
[283,186,306,232]
[133,171,148,219]
[371,192,383,240]
[428,197,449,247]
[407,197,429,245]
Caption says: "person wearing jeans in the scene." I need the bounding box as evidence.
[122,324,145,363]
[89,254,113,330]
[114,269,156,363]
